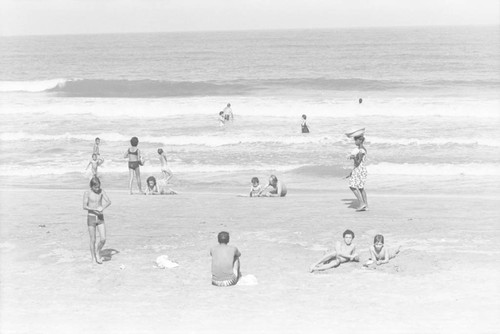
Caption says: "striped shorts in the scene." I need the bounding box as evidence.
[212,275,238,287]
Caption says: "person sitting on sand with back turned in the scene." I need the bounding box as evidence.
[364,234,401,267]
[210,231,241,287]
[258,175,287,197]
[83,177,111,264]
[310,229,359,272]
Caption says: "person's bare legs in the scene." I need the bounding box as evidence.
[310,252,337,272]
[135,168,143,194]
[350,187,365,210]
[128,169,134,194]
[360,188,368,210]
[88,225,100,264]
[96,223,106,263]
[311,258,341,272]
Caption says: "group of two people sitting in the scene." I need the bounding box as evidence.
[249,175,287,197]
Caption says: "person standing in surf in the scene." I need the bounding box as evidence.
[223,103,233,122]
[301,114,310,133]
[124,136,144,194]
[347,132,368,211]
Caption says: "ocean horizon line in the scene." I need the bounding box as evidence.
[1,24,498,38]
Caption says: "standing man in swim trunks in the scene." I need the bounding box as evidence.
[223,103,233,122]
[83,177,111,264]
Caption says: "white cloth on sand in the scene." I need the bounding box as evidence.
[238,274,258,286]
[155,255,178,269]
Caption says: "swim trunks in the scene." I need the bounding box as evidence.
[212,275,238,287]
[128,161,140,170]
[87,214,104,227]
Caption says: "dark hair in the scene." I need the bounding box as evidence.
[130,137,139,147]
[302,114,307,119]
[227,103,231,107]
[354,135,365,142]
[92,153,97,158]
[374,234,384,244]
[218,231,230,244]
[146,176,157,187]
[251,177,259,184]
[95,137,100,141]
[343,229,354,238]
[89,176,101,188]
[219,111,224,115]
[158,148,163,154]
[269,175,278,185]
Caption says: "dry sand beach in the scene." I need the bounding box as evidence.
[1,176,499,334]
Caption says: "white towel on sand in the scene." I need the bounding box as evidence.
[238,274,258,285]
[155,255,178,269]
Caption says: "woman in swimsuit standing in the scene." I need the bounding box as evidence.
[123,136,144,194]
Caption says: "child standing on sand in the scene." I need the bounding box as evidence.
[157,148,173,183]
[83,177,111,264]
[249,177,262,197]
[210,231,241,287]
[86,154,104,178]
[347,134,368,211]
[310,229,359,272]
[124,136,144,194]
[364,234,401,266]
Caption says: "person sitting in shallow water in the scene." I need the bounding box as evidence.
[258,175,287,197]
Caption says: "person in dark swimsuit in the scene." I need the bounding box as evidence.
[123,136,144,194]
[301,114,309,133]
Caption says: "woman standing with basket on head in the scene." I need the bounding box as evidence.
[346,128,368,211]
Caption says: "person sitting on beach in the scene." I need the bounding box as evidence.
[310,229,359,272]
[210,231,241,287]
[124,136,144,194]
[258,175,287,197]
[93,137,101,156]
[347,134,368,211]
[249,177,262,197]
[223,103,233,121]
[86,153,104,178]
[364,234,401,267]
[145,176,160,195]
[301,114,310,133]
[158,148,173,184]
[83,177,111,264]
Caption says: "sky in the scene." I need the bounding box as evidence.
[1,0,499,36]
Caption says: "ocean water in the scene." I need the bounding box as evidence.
[0,26,499,190]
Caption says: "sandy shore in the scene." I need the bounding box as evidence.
[1,186,499,334]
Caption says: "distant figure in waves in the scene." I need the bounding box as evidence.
[223,103,233,122]
[347,134,368,211]
[301,114,310,133]
[359,98,363,104]
[123,136,144,194]
[157,148,173,183]
[93,137,101,156]
[83,177,111,264]
[218,111,226,127]
[258,175,287,197]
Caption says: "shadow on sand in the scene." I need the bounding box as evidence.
[341,199,358,209]
[100,249,120,262]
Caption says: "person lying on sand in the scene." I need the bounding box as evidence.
[258,175,287,197]
[83,177,111,264]
[145,176,177,195]
[364,234,400,266]
[210,231,241,287]
[310,229,359,272]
